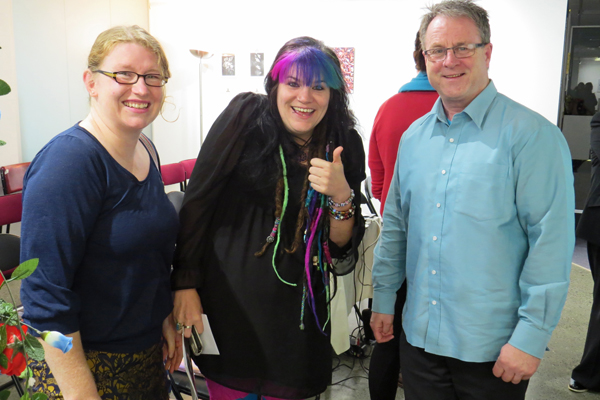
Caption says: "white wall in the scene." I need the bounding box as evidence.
[7,0,569,165]
[149,0,568,165]
[12,0,149,162]
[0,0,21,166]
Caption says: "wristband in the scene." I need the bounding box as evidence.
[328,189,355,208]
[329,204,356,221]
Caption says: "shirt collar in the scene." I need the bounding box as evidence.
[398,71,436,92]
[433,80,498,129]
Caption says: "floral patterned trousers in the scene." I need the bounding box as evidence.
[28,342,169,400]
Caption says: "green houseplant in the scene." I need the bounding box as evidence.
[0,259,73,400]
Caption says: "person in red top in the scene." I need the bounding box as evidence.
[369,33,439,215]
[367,33,438,400]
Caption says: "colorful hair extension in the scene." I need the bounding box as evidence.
[270,146,297,287]
[270,47,344,90]
[296,145,334,335]
[257,145,334,335]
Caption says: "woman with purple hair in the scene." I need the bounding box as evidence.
[172,37,365,399]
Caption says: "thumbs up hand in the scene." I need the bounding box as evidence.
[308,146,352,202]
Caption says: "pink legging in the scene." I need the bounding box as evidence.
[205,378,301,400]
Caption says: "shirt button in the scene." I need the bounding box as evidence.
[441,170,446,175]
[436,203,441,208]
[432,270,437,275]
[433,236,438,241]
[432,300,437,305]
[449,138,455,143]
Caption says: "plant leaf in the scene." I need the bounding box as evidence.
[0,390,11,400]
[0,140,6,146]
[20,393,30,400]
[0,324,6,352]
[32,394,48,400]
[0,79,10,96]
[24,334,44,361]
[0,353,7,370]
[9,258,39,282]
[0,301,18,326]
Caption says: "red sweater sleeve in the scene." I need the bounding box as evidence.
[368,109,384,200]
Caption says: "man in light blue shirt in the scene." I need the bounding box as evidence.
[370,1,575,399]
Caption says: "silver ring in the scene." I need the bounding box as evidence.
[176,322,193,331]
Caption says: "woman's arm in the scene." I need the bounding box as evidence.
[173,289,204,339]
[162,312,183,372]
[21,133,105,341]
[309,146,355,247]
[40,332,102,400]
[310,129,366,275]
[172,93,262,290]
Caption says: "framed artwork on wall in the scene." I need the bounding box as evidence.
[222,54,235,76]
[250,53,264,76]
[333,47,355,93]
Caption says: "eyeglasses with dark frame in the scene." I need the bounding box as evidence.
[93,70,168,87]
[423,43,487,62]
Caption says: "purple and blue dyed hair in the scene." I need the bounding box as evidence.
[270,45,344,91]
[263,36,355,148]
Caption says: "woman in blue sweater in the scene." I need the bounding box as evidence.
[20,25,180,400]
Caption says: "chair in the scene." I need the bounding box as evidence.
[167,191,185,215]
[0,234,20,279]
[0,193,23,234]
[362,176,378,217]
[165,189,209,400]
[179,159,197,190]
[1,162,30,194]
[161,163,186,191]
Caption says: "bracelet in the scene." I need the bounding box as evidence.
[328,189,355,208]
[329,204,356,221]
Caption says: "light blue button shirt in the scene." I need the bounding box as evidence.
[372,81,575,362]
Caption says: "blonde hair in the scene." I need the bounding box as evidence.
[419,0,490,49]
[88,25,171,79]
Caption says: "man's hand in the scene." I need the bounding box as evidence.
[370,311,395,343]
[492,343,541,384]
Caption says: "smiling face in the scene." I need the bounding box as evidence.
[85,42,164,135]
[276,69,330,142]
[424,15,492,115]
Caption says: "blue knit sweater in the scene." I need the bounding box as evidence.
[20,124,179,353]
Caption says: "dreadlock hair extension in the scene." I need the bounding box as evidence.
[286,123,328,254]
[254,176,285,257]
[286,171,310,254]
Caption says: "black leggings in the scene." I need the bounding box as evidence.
[368,281,407,400]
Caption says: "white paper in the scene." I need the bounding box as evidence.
[200,314,220,355]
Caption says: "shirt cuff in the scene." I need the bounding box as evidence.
[508,319,552,359]
[372,290,397,315]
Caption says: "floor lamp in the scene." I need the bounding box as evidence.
[189,50,213,144]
